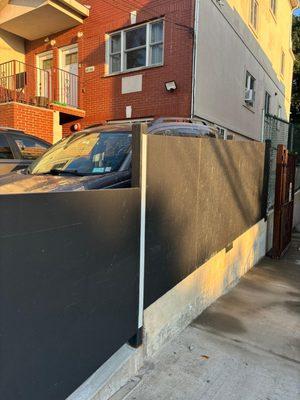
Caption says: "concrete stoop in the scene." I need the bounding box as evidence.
[68,219,268,400]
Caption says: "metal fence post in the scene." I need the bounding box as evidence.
[129,123,148,348]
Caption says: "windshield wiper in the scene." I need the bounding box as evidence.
[48,168,84,176]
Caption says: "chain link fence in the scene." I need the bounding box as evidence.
[264,114,290,211]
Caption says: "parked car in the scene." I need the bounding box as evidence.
[0,127,50,175]
[0,125,132,194]
[0,119,218,194]
[148,117,219,137]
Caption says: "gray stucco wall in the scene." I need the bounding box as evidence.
[193,0,287,141]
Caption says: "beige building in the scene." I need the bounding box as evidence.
[193,0,298,141]
[0,28,24,63]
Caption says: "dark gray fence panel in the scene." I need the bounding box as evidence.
[0,189,140,400]
[145,136,265,307]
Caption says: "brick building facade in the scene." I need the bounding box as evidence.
[0,0,195,142]
[0,0,297,142]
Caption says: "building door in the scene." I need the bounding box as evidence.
[59,45,78,107]
[36,51,53,100]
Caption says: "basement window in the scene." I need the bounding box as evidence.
[108,19,164,74]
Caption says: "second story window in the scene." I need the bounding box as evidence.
[250,0,259,31]
[108,20,164,74]
[270,0,276,15]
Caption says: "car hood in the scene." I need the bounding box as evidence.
[0,171,123,194]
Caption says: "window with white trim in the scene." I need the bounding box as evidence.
[245,71,256,106]
[216,126,228,140]
[108,20,164,74]
[265,91,271,114]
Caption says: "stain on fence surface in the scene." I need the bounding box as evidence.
[0,189,140,400]
[144,136,265,307]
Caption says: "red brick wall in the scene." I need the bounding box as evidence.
[25,0,195,133]
[0,103,54,143]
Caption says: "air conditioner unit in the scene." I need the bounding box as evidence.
[245,89,255,103]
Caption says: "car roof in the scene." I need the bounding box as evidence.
[77,124,134,135]
[0,127,51,145]
[148,119,218,137]
[0,127,25,134]
[78,119,218,137]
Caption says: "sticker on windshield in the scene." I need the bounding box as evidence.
[92,167,105,173]
[105,167,112,172]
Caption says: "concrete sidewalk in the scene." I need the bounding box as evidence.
[111,237,300,400]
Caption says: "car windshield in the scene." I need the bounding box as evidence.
[28,131,132,175]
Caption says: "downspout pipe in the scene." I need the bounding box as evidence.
[191,0,200,119]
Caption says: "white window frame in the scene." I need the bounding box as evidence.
[264,91,271,115]
[58,44,78,71]
[107,19,164,75]
[36,50,53,97]
[250,0,259,31]
[245,71,256,106]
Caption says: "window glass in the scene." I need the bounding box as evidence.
[151,44,163,65]
[111,33,121,53]
[14,137,49,160]
[126,48,146,69]
[150,21,163,65]
[151,21,163,43]
[108,20,164,73]
[65,52,78,66]
[28,132,132,175]
[111,54,121,73]
[245,72,255,106]
[265,92,271,114]
[126,26,146,49]
[0,135,13,159]
[110,33,122,73]
[246,72,255,90]
[42,58,53,70]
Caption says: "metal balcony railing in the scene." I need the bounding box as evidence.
[0,60,79,109]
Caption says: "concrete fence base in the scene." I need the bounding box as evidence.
[69,218,267,400]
